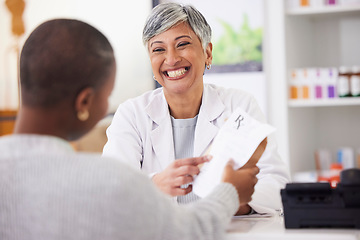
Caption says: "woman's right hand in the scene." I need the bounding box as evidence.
[152,156,211,196]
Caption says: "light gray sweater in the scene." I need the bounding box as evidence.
[0,134,239,240]
[171,115,200,204]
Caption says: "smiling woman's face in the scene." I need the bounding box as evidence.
[148,22,212,98]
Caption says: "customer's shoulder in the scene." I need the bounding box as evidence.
[76,153,149,183]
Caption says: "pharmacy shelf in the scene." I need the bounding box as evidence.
[286,4,360,15]
[265,1,360,176]
[288,98,360,107]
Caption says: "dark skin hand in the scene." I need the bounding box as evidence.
[152,138,267,215]
[222,160,259,213]
[233,137,267,215]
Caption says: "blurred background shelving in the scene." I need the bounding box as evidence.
[284,0,360,176]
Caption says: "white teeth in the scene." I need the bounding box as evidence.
[167,68,187,78]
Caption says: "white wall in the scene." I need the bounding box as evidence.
[0,1,21,110]
[204,72,267,115]
[0,0,154,112]
[263,0,289,166]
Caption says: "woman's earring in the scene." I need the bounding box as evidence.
[77,110,89,121]
[206,64,212,70]
[153,76,156,80]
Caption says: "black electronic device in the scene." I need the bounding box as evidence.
[281,168,360,229]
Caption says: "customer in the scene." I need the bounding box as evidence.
[0,19,259,240]
[103,2,290,215]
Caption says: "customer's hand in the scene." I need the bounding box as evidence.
[232,137,266,215]
[222,160,259,208]
[152,156,211,196]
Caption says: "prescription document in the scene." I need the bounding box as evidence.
[193,107,275,198]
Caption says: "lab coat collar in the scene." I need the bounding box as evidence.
[193,84,225,156]
[144,85,225,167]
[145,89,175,169]
[145,89,169,126]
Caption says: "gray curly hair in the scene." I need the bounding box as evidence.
[142,2,212,52]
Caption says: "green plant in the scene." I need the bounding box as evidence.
[212,14,263,65]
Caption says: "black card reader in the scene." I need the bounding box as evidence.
[281,168,360,229]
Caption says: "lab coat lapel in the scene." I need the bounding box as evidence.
[145,91,175,169]
[194,85,225,157]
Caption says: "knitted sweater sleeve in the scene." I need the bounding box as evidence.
[117,165,239,240]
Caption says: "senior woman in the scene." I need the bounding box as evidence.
[103,2,290,215]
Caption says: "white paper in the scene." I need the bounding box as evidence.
[193,108,276,198]
[232,212,273,219]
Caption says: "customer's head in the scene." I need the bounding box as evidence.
[142,2,212,52]
[19,19,116,140]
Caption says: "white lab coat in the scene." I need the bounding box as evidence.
[103,84,290,213]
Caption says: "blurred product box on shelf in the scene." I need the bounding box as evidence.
[289,68,337,100]
[286,0,329,9]
[314,148,344,187]
[338,66,351,97]
[293,147,359,185]
[338,147,356,169]
[338,0,360,5]
[351,66,360,97]
[286,0,360,10]
[289,66,360,100]
[314,149,332,181]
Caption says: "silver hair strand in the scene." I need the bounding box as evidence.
[142,2,212,52]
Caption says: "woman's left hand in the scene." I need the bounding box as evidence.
[152,156,211,196]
